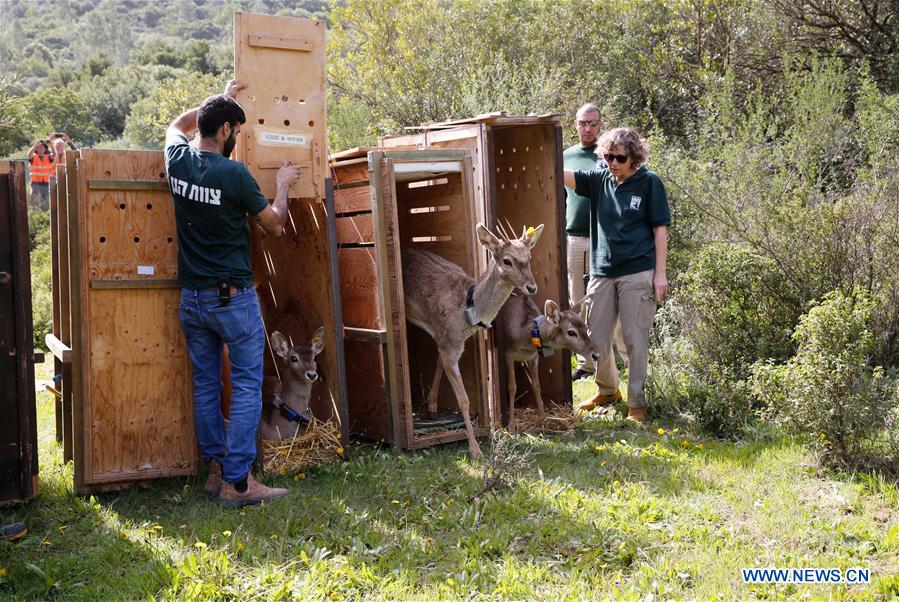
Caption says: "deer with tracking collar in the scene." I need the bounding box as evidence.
[496,293,599,432]
[402,223,544,458]
[259,327,324,441]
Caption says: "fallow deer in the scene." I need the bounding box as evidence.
[259,327,324,441]
[496,293,599,431]
[402,223,544,458]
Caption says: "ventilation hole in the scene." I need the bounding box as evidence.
[259,118,265,124]
[499,149,504,155]
[119,203,126,209]
[105,170,111,176]
[508,166,513,172]
[283,119,290,126]
[99,236,106,243]
[159,171,165,178]
[274,97,281,104]
[146,203,153,210]
[281,95,288,102]
[248,95,256,102]
[133,237,140,243]
[167,236,174,243]
[525,146,530,152]
[308,120,315,127]
[512,147,517,153]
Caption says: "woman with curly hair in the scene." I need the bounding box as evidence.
[563,127,671,421]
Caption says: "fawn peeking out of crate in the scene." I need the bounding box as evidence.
[260,327,324,441]
[402,223,544,458]
[495,293,599,432]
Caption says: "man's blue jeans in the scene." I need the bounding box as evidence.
[178,287,265,483]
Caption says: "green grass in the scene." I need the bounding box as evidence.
[2,359,898,600]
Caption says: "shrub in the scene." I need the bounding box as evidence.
[752,289,899,468]
[677,243,801,377]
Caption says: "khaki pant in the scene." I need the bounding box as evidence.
[568,235,627,373]
[586,269,656,408]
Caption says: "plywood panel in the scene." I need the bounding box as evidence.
[236,13,347,447]
[71,150,196,488]
[492,124,568,411]
[87,289,193,480]
[234,12,327,201]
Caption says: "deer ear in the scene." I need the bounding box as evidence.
[310,327,325,355]
[544,299,561,325]
[522,224,544,249]
[270,331,290,358]
[476,223,501,254]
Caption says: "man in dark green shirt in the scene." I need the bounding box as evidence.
[564,103,602,380]
[563,127,671,421]
[166,79,299,507]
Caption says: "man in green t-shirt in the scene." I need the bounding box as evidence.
[563,103,627,380]
[165,79,299,507]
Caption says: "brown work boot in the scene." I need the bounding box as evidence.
[218,472,288,508]
[627,407,647,422]
[202,461,223,498]
[577,389,623,411]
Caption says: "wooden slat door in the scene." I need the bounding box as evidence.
[0,162,38,505]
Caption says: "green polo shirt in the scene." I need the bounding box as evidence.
[574,165,671,278]
[563,143,600,237]
[164,130,269,289]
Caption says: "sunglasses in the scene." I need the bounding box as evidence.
[603,153,630,164]
[577,119,600,127]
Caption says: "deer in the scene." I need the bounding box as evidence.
[259,327,325,441]
[495,293,599,432]
[402,222,544,458]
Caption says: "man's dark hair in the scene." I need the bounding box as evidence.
[197,94,246,138]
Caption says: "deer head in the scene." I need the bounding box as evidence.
[271,327,325,385]
[541,298,600,361]
[476,223,544,295]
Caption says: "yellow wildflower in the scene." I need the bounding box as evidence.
[336,447,345,455]
[0,568,7,577]
[657,428,665,435]
[681,439,690,447]
[222,530,232,537]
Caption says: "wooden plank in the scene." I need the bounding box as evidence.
[338,247,380,330]
[410,426,491,449]
[248,34,311,52]
[61,156,75,464]
[87,179,169,191]
[333,186,372,213]
[331,161,370,188]
[45,333,72,363]
[69,155,88,490]
[344,338,389,442]
[90,278,180,289]
[49,172,63,442]
[335,214,374,244]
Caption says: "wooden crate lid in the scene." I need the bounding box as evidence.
[404,112,561,131]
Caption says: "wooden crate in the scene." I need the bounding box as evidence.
[234,12,349,447]
[47,149,197,492]
[382,114,571,426]
[0,161,39,506]
[331,148,491,450]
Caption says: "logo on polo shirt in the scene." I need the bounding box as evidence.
[169,175,221,206]
[629,195,642,210]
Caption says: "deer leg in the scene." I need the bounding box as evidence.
[505,354,518,434]
[426,363,444,420]
[439,350,482,458]
[528,355,545,417]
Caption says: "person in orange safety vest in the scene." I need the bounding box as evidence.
[27,138,56,210]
